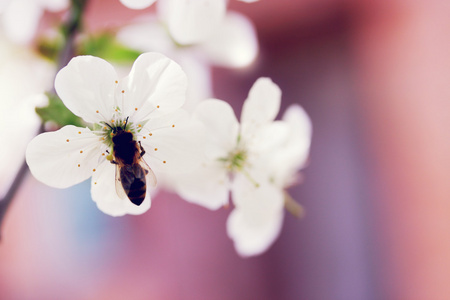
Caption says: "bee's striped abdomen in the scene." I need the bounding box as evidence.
[120,164,146,206]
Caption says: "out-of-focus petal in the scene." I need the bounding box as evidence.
[282,104,312,168]
[201,12,258,68]
[0,33,54,197]
[228,173,285,256]
[193,99,239,160]
[0,0,11,13]
[240,77,281,141]
[39,0,69,11]
[119,0,156,9]
[271,104,312,187]
[172,161,230,210]
[227,207,284,257]
[26,125,102,189]
[1,0,42,44]
[118,52,187,120]
[245,121,290,158]
[55,56,119,124]
[91,160,151,216]
[175,55,212,111]
[241,77,281,125]
[140,109,205,175]
[158,0,226,45]
[116,17,174,53]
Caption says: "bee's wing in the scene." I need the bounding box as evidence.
[140,158,157,188]
[115,165,128,200]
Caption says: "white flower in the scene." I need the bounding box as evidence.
[172,77,311,256]
[117,9,258,109]
[119,0,258,48]
[0,33,54,198]
[26,52,204,216]
[0,0,69,44]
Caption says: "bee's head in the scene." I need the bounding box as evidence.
[112,129,133,144]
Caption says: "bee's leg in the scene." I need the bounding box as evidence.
[105,149,117,164]
[138,141,146,157]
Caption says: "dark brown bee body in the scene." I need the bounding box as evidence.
[112,129,147,206]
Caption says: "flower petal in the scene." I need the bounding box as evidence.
[140,109,205,175]
[91,160,151,216]
[26,125,102,188]
[119,0,156,9]
[54,56,119,124]
[171,160,230,210]
[270,104,312,187]
[41,0,70,11]
[227,207,284,257]
[228,174,285,256]
[116,17,174,53]
[240,77,281,135]
[1,0,42,44]
[282,104,312,165]
[245,121,291,159]
[157,0,226,45]
[193,99,239,160]
[240,78,282,146]
[118,52,187,120]
[175,55,212,111]
[201,12,258,68]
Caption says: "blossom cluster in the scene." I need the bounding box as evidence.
[4,0,311,257]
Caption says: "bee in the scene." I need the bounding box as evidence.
[107,118,156,206]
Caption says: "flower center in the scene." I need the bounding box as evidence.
[96,117,136,148]
[224,148,248,172]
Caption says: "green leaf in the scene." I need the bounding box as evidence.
[36,93,85,128]
[77,34,141,63]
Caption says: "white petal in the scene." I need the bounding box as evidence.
[119,0,156,9]
[201,12,258,68]
[282,104,312,168]
[228,174,285,256]
[26,125,102,189]
[176,55,212,112]
[40,0,69,11]
[270,104,312,187]
[158,0,226,45]
[227,208,284,257]
[140,109,205,175]
[116,18,174,53]
[244,121,291,162]
[1,0,42,44]
[91,160,151,216]
[241,77,281,125]
[171,160,230,210]
[193,99,239,160]
[231,172,283,210]
[55,56,119,124]
[0,36,54,197]
[118,52,187,120]
[0,0,11,13]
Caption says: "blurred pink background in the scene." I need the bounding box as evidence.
[1,0,450,299]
